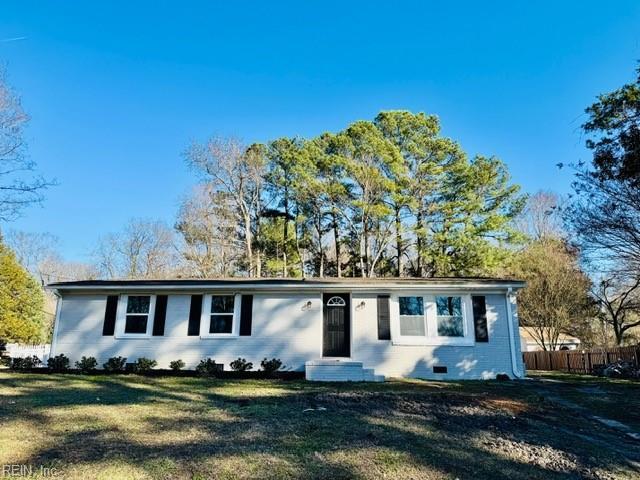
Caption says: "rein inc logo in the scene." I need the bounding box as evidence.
[2,465,58,477]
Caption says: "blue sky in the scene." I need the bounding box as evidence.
[1,1,639,262]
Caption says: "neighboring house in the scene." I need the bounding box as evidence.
[519,327,581,352]
[47,278,526,381]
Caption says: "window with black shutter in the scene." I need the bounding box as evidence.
[188,294,203,336]
[152,295,168,336]
[377,295,391,340]
[239,294,253,336]
[472,296,489,342]
[102,295,118,336]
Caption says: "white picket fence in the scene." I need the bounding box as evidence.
[4,343,51,366]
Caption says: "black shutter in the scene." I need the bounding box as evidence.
[472,295,489,342]
[152,295,168,336]
[377,295,391,340]
[102,295,118,336]
[239,294,253,336]
[188,294,203,336]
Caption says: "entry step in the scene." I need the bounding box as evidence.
[305,360,385,382]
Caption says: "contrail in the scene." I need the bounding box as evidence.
[0,36,27,43]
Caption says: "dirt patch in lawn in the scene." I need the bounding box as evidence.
[309,390,637,479]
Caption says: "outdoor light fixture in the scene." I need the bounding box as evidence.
[302,300,312,311]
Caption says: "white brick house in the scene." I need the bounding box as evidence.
[47,278,526,381]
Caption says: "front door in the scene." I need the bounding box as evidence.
[322,293,350,357]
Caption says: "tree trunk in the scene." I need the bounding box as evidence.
[283,188,289,277]
[416,211,424,277]
[395,205,402,277]
[362,220,369,278]
[243,216,253,277]
[332,212,342,278]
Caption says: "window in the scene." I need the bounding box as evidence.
[399,296,425,336]
[326,296,346,306]
[392,294,474,346]
[209,295,235,334]
[124,296,151,334]
[436,296,464,337]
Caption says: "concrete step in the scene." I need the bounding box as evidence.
[305,360,384,382]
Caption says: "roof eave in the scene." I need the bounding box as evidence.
[47,280,526,294]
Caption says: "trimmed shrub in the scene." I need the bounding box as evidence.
[230,358,253,372]
[260,358,284,376]
[75,356,98,373]
[134,357,157,373]
[195,358,222,377]
[169,359,185,371]
[47,354,70,372]
[9,355,42,370]
[103,356,127,372]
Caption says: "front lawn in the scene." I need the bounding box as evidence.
[0,372,638,479]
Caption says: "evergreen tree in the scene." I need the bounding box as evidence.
[0,240,46,343]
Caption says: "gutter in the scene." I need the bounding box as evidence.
[505,287,524,379]
[47,282,526,294]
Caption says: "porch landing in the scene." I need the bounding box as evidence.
[305,359,385,382]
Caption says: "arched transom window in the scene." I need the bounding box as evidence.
[326,296,346,307]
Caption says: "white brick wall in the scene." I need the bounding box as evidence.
[53,289,523,379]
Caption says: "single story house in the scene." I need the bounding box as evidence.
[519,327,581,352]
[47,277,526,381]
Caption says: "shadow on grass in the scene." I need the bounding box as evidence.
[1,373,638,479]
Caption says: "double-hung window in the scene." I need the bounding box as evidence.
[201,294,240,337]
[399,296,426,336]
[392,294,472,345]
[116,294,156,338]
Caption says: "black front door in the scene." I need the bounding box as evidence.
[322,293,350,357]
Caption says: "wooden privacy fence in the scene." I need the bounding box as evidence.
[523,345,640,374]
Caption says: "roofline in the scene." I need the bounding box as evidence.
[47,278,526,293]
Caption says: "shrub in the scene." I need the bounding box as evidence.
[260,358,284,376]
[47,354,70,372]
[103,356,127,372]
[75,356,98,373]
[9,355,42,370]
[134,357,157,373]
[230,357,253,372]
[169,359,185,371]
[195,358,222,377]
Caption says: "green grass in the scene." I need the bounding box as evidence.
[0,372,638,479]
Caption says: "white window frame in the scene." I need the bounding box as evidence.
[115,294,156,339]
[200,293,241,339]
[390,293,474,346]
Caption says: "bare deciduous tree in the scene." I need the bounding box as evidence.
[175,184,242,277]
[185,137,266,277]
[516,190,565,241]
[0,69,52,221]
[94,219,178,279]
[511,239,594,351]
[592,275,640,346]
[5,230,98,283]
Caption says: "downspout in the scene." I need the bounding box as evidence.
[505,287,524,379]
[49,291,62,358]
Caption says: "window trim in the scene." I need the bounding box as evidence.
[115,294,157,339]
[200,293,241,339]
[390,293,475,346]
